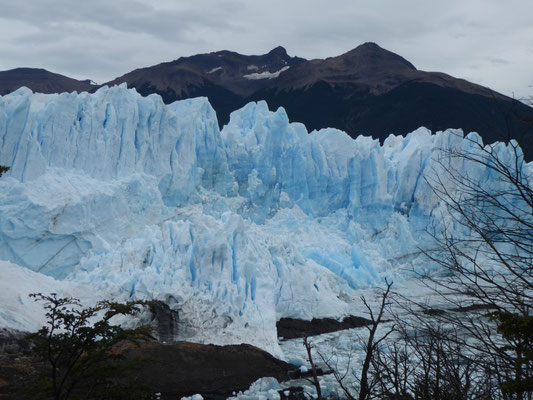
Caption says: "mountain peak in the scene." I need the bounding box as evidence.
[6,67,48,74]
[357,42,381,50]
[342,42,416,71]
[268,46,288,56]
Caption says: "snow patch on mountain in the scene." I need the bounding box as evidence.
[206,67,222,74]
[243,66,290,80]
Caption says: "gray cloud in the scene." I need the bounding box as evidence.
[0,0,532,98]
[1,0,241,39]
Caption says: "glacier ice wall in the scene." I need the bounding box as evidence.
[0,85,527,355]
[0,86,234,202]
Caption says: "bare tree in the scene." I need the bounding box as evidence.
[371,337,416,400]
[303,336,324,400]
[417,135,533,399]
[301,133,533,399]
[358,280,396,400]
[371,314,497,400]
[316,280,395,400]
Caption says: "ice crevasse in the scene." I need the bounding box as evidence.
[0,84,528,355]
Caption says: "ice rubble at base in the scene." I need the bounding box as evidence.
[0,84,528,355]
[227,377,281,400]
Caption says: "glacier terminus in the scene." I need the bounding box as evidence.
[0,84,529,357]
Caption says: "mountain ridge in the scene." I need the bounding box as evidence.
[0,67,94,96]
[1,43,532,159]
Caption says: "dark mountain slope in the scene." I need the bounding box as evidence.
[0,68,94,95]
[269,43,500,98]
[250,79,533,156]
[246,43,532,158]
[104,42,532,157]
[106,46,305,98]
[104,46,305,131]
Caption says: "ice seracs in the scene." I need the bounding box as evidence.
[0,85,528,355]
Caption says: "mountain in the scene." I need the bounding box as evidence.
[0,68,94,95]
[107,46,305,98]
[1,43,532,159]
[105,46,306,131]
[105,42,533,159]
[0,86,529,355]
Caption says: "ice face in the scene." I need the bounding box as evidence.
[0,86,528,355]
[0,85,234,202]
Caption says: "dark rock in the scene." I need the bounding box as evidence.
[277,315,372,339]
[279,386,306,400]
[450,304,497,313]
[0,330,38,399]
[0,329,32,355]
[3,345,19,355]
[423,308,446,316]
[0,339,296,400]
[119,341,296,400]
[149,299,179,342]
[0,354,43,400]
[422,303,497,316]
[288,367,332,380]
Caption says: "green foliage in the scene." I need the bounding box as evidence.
[489,311,533,395]
[28,293,155,400]
[0,165,9,177]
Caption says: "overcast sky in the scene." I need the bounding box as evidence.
[0,0,532,99]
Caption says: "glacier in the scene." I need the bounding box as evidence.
[0,84,528,356]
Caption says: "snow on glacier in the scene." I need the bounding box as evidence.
[0,84,528,356]
[0,260,98,331]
